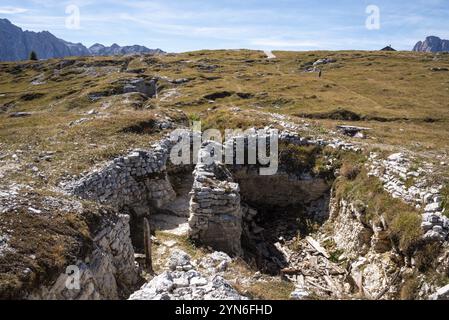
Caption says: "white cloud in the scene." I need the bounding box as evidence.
[250,39,322,48]
[0,6,28,14]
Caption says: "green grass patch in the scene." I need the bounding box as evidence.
[335,164,422,253]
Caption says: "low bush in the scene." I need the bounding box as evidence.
[389,211,422,253]
[340,162,360,180]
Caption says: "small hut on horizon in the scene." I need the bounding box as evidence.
[381,45,397,51]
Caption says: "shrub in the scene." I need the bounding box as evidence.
[389,211,422,253]
[340,162,360,180]
[279,143,320,173]
[400,276,420,300]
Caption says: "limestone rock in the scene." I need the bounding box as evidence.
[430,284,449,300]
[129,251,246,300]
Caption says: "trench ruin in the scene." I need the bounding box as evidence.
[70,130,338,280]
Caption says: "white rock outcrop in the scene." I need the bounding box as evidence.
[29,215,140,300]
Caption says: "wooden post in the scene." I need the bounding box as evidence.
[143,217,153,274]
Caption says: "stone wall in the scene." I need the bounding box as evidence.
[69,137,176,212]
[233,167,329,208]
[188,152,243,256]
[28,214,140,300]
[187,131,332,256]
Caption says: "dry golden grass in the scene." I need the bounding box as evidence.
[0,48,447,201]
[1,50,448,299]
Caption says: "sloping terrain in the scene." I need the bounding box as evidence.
[0,49,448,299]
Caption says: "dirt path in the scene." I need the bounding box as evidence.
[264,50,276,59]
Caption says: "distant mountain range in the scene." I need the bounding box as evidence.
[413,36,449,52]
[0,18,164,62]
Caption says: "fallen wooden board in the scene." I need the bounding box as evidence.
[281,268,303,275]
[306,236,330,259]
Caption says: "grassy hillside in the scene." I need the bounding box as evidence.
[0,50,448,188]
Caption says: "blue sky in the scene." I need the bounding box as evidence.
[1,0,448,52]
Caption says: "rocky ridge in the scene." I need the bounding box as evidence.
[413,36,449,52]
[0,19,164,62]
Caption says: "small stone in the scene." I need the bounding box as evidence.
[425,202,442,212]
[290,288,309,300]
[190,276,208,286]
[28,207,42,214]
[166,250,191,271]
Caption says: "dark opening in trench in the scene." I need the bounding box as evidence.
[234,168,332,275]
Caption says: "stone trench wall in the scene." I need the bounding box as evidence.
[67,129,448,253]
[70,137,177,213]
[328,184,449,299]
[328,194,401,299]
[232,168,329,208]
[28,214,140,300]
[188,157,243,256]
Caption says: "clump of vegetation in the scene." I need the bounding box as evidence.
[441,184,449,218]
[242,279,295,300]
[29,51,38,61]
[279,142,321,173]
[400,275,420,300]
[188,113,201,124]
[414,242,441,272]
[389,211,422,253]
[340,162,360,180]
[335,163,422,253]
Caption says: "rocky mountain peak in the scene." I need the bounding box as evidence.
[0,19,164,61]
[413,36,449,52]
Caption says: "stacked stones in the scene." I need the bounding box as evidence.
[367,152,448,241]
[188,130,331,256]
[129,250,245,300]
[70,137,176,211]
[279,130,310,146]
[188,147,242,256]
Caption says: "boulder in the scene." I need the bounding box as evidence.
[166,250,192,271]
[123,79,157,98]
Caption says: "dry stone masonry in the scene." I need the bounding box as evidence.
[62,122,449,301]
[188,148,243,256]
[70,137,177,212]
